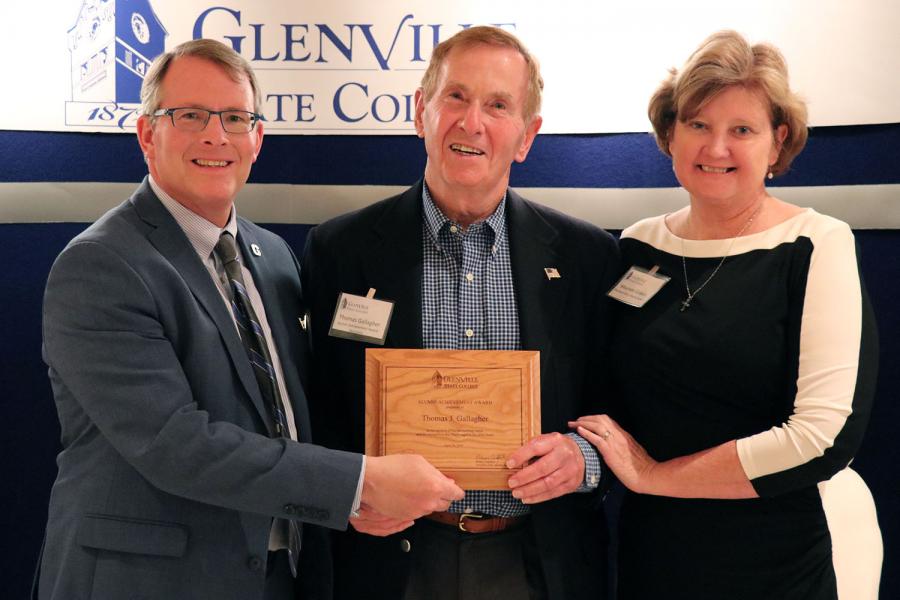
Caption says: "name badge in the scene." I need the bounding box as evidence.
[329,289,394,345]
[607,266,670,307]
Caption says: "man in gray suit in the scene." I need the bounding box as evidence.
[36,39,462,600]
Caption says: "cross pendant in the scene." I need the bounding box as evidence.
[680,298,692,312]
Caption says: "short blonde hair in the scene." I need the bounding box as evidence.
[648,30,808,176]
[420,26,543,122]
[140,39,262,116]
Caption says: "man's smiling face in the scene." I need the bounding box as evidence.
[137,55,263,225]
[415,42,540,208]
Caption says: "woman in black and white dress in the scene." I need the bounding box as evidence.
[573,30,880,599]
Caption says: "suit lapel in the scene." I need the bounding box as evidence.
[362,183,425,349]
[130,181,271,432]
[507,190,570,355]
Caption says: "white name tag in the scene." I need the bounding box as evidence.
[607,266,670,307]
[328,289,394,345]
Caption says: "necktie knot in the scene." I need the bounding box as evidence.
[215,231,239,265]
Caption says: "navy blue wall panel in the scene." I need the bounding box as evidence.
[2,124,899,187]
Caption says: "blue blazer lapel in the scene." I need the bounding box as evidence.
[236,223,313,442]
[506,189,570,354]
[129,181,272,432]
[364,183,424,349]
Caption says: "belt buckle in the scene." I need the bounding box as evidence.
[458,513,484,533]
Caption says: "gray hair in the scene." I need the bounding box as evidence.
[140,38,262,116]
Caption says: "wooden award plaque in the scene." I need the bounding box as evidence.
[365,349,540,490]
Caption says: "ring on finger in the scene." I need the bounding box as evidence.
[601,430,612,441]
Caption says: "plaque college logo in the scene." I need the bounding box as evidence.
[431,371,478,390]
[66,0,168,129]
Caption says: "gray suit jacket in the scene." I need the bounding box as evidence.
[301,182,621,600]
[37,179,361,599]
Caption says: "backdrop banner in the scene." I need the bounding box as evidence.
[2,0,898,135]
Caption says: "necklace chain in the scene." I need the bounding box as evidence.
[679,203,763,312]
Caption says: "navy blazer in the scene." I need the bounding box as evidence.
[37,179,361,599]
[301,182,621,600]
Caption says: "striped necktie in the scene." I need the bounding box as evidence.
[213,231,301,576]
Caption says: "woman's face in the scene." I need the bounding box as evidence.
[669,85,786,207]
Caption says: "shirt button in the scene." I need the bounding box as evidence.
[590,475,599,485]
[465,273,474,282]
[400,539,412,553]
[449,225,458,233]
[465,329,474,338]
[247,555,263,571]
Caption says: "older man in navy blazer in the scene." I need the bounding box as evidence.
[302,27,620,600]
[36,39,462,600]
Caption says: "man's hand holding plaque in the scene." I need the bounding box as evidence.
[365,349,541,490]
[353,453,465,536]
[506,432,587,503]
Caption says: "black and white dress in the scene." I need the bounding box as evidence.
[611,209,878,599]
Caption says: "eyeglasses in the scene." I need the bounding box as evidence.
[152,107,261,133]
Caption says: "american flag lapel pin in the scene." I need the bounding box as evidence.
[544,267,561,280]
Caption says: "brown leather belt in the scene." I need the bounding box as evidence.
[424,511,525,534]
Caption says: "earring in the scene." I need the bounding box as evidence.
[767,169,774,180]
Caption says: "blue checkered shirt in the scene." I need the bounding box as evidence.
[421,184,600,517]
